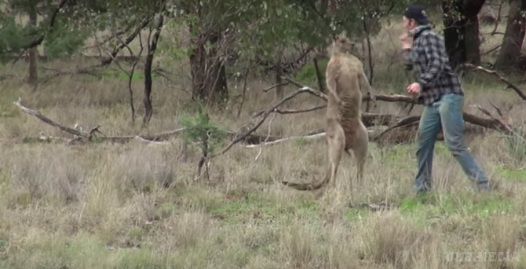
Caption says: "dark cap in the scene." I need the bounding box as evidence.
[404,4,429,25]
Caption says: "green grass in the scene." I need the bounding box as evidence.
[400,192,514,222]
[173,184,320,225]
[101,68,152,82]
[345,207,370,222]
[114,248,167,269]
[378,144,415,170]
[205,191,320,224]
[0,232,170,269]
[0,239,8,254]
[496,166,526,182]
[0,111,16,118]
[0,87,19,118]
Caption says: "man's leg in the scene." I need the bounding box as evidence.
[439,94,490,190]
[415,103,442,193]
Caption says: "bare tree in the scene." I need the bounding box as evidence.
[143,14,164,127]
[189,30,229,104]
[28,5,38,89]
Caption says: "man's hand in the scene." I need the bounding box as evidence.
[400,32,412,50]
[406,82,421,96]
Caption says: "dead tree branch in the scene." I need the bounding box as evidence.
[232,78,517,153]
[14,98,189,143]
[262,82,290,93]
[366,94,420,104]
[214,87,326,157]
[491,0,504,35]
[15,99,89,138]
[272,105,327,115]
[281,77,328,100]
[464,63,526,100]
[481,45,501,55]
[101,18,151,66]
[14,99,282,145]
[472,105,513,134]
[373,115,421,139]
[245,132,326,148]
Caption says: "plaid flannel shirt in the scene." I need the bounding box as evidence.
[406,25,463,105]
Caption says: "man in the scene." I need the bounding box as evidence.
[400,4,490,193]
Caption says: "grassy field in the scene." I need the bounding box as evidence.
[0,18,526,269]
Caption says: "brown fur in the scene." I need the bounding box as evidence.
[283,35,371,191]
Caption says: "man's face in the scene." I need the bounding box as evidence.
[403,16,417,32]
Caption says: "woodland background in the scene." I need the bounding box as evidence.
[0,0,526,268]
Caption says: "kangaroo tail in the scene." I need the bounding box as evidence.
[282,170,330,191]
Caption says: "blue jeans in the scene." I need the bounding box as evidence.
[415,93,490,193]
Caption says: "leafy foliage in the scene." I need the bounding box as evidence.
[44,19,89,58]
[295,58,329,85]
[0,16,35,58]
[180,107,228,155]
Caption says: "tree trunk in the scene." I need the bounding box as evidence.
[190,31,228,104]
[464,14,481,65]
[216,65,228,102]
[495,0,526,71]
[275,63,284,99]
[28,7,38,89]
[142,15,164,127]
[190,34,207,101]
[313,57,326,92]
[442,0,485,68]
[363,19,374,85]
[443,0,466,69]
[464,0,486,65]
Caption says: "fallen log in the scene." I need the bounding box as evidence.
[14,94,519,148]
[242,124,488,148]
[279,77,420,105]
[15,99,89,138]
[245,133,326,148]
[14,99,286,145]
[14,99,188,143]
